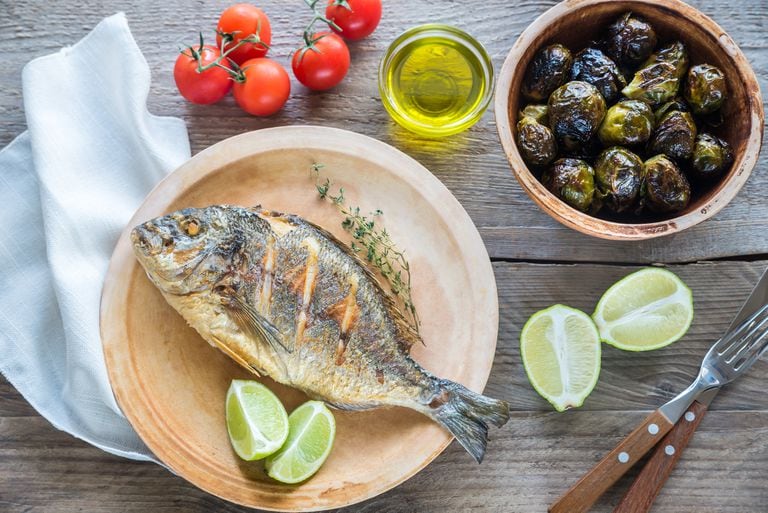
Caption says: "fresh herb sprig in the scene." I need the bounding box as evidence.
[312,164,420,332]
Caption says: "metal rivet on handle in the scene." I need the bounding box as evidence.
[665,445,676,456]
[648,423,659,435]
[685,411,696,422]
[618,452,630,463]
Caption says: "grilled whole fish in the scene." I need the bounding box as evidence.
[131,205,509,462]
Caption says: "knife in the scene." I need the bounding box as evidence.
[612,268,768,513]
[549,269,768,513]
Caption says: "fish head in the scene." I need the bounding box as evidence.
[130,206,243,295]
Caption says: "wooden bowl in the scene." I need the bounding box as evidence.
[495,0,764,240]
[100,126,499,511]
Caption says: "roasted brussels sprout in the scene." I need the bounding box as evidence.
[602,12,657,67]
[623,42,689,106]
[548,81,607,151]
[517,116,558,167]
[569,47,627,103]
[519,104,549,125]
[653,98,690,125]
[598,99,654,146]
[641,155,691,213]
[542,158,596,212]
[684,64,727,115]
[691,133,733,179]
[647,110,697,161]
[594,147,644,213]
[522,44,573,102]
[644,41,689,80]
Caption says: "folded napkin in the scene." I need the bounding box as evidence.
[0,13,190,461]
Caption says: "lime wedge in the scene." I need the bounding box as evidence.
[593,268,693,351]
[520,304,601,412]
[265,401,336,484]
[226,380,289,461]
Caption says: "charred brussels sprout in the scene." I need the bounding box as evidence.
[602,12,657,67]
[644,41,689,80]
[641,155,691,213]
[548,81,607,151]
[542,158,596,212]
[519,104,549,125]
[691,133,733,179]
[598,99,654,146]
[684,64,727,115]
[516,116,557,167]
[569,47,627,103]
[648,110,697,161]
[594,147,644,213]
[623,42,689,106]
[522,44,573,102]
[653,98,690,125]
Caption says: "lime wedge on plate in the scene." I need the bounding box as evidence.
[593,268,693,351]
[226,380,289,461]
[520,305,601,412]
[265,400,336,484]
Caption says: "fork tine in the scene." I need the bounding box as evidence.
[715,304,768,358]
[726,313,768,364]
[733,328,768,371]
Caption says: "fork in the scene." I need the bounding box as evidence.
[549,303,768,513]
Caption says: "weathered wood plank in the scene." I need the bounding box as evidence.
[1,0,766,262]
[1,411,766,513]
[1,260,767,511]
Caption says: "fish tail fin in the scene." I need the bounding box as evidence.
[429,380,510,463]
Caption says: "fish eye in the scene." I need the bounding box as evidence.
[181,218,201,236]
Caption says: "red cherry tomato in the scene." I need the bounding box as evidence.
[291,32,350,91]
[325,0,382,41]
[232,58,290,116]
[216,4,272,65]
[173,45,233,105]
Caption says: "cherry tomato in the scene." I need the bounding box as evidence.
[325,0,382,41]
[216,4,272,65]
[232,58,290,116]
[291,32,350,91]
[173,45,233,105]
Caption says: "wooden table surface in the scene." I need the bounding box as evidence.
[2,1,767,512]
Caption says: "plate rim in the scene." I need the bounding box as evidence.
[100,125,499,511]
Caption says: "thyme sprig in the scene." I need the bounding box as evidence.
[312,164,420,333]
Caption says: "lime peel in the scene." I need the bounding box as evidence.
[226,380,289,461]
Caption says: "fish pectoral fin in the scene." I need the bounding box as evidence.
[227,294,292,354]
[210,335,259,375]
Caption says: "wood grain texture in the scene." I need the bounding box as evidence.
[1,0,767,262]
[613,400,709,513]
[3,260,768,512]
[549,410,675,513]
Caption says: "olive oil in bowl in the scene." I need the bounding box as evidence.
[379,25,493,137]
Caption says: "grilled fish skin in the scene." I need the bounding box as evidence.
[131,205,509,462]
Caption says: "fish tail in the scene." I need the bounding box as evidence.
[429,380,510,463]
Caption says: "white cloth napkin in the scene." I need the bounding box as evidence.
[0,13,190,461]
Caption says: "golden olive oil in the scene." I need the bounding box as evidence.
[380,25,492,137]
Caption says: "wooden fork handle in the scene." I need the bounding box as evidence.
[549,409,675,513]
[612,400,709,513]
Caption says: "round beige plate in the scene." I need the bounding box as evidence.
[100,126,499,511]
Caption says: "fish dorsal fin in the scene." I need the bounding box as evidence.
[217,285,292,354]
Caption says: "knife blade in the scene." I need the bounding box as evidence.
[612,268,768,513]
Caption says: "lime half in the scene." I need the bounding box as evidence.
[593,268,693,351]
[265,401,336,484]
[520,305,601,412]
[226,380,289,461]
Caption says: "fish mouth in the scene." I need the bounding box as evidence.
[131,223,168,257]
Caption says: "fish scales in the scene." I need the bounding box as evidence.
[131,205,509,462]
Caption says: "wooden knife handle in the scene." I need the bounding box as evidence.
[612,401,709,513]
[549,409,675,513]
